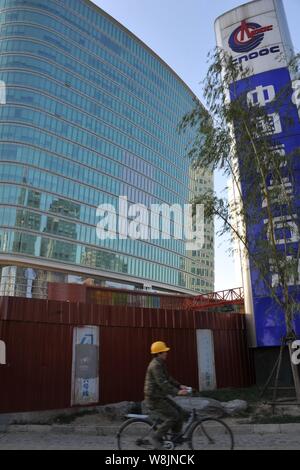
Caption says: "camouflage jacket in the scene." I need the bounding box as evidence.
[144,356,180,401]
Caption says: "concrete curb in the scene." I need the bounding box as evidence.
[2,422,300,436]
[228,423,300,434]
[5,424,120,436]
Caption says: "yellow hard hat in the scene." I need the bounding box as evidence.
[151,341,170,354]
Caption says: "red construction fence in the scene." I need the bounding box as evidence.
[0,296,254,414]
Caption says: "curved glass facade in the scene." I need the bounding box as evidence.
[0,0,214,294]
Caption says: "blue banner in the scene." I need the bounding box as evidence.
[230,67,300,346]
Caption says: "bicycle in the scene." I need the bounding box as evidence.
[117,405,234,450]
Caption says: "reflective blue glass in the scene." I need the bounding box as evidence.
[0,0,214,292]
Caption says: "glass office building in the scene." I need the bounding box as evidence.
[0,0,214,296]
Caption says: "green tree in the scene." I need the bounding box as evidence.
[179,49,300,400]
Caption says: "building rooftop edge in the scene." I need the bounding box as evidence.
[84,0,200,103]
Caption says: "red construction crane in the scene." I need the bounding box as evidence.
[184,287,244,311]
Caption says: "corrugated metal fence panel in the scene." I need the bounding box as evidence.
[99,326,199,404]
[0,298,247,330]
[0,320,73,413]
[0,297,254,413]
[213,329,253,388]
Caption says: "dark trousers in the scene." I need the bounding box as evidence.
[147,397,189,438]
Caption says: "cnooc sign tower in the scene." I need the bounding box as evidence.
[215,0,300,348]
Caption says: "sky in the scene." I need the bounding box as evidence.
[92,0,300,291]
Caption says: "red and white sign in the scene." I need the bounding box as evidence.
[215,0,293,75]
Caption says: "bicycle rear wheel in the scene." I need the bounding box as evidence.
[189,417,234,450]
[117,418,155,450]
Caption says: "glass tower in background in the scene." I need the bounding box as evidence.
[0,0,214,296]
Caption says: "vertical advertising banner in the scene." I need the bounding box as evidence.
[215,0,300,346]
[71,326,99,405]
[196,330,216,391]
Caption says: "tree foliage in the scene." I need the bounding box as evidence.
[179,48,300,396]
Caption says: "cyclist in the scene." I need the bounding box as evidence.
[144,340,190,449]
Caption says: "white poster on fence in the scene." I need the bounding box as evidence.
[71,326,99,406]
[196,329,216,391]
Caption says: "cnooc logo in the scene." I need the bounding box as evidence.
[228,20,273,53]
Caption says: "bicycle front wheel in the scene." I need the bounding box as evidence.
[189,418,234,450]
[117,418,155,450]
